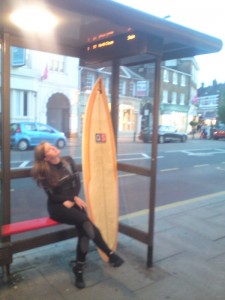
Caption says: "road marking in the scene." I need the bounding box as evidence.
[142,153,150,158]
[119,190,225,220]
[119,173,135,178]
[166,148,225,156]
[118,157,148,162]
[117,152,164,161]
[193,164,209,168]
[216,167,225,171]
[160,168,179,172]
[18,161,30,168]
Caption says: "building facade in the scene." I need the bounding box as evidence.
[79,66,145,138]
[131,58,199,133]
[197,80,225,126]
[9,48,200,139]
[10,47,80,137]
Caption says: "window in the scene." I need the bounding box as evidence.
[103,77,110,94]
[181,75,186,86]
[49,54,65,72]
[11,90,29,117]
[24,123,36,131]
[128,81,135,97]
[37,123,52,132]
[11,47,26,67]
[171,92,177,104]
[192,65,197,83]
[180,93,185,105]
[165,60,177,67]
[163,70,169,82]
[172,73,178,85]
[162,90,168,103]
[119,80,126,96]
[86,73,95,90]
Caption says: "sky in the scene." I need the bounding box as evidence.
[113,0,224,87]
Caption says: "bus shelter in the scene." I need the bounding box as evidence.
[0,0,222,275]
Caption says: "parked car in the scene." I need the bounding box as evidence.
[139,125,187,143]
[10,122,67,151]
[212,124,225,140]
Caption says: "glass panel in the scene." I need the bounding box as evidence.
[119,174,150,222]
[10,47,81,234]
[117,63,155,170]
[117,63,154,223]
[10,178,87,241]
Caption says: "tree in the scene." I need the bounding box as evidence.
[217,90,225,124]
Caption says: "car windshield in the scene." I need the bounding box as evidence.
[10,124,19,134]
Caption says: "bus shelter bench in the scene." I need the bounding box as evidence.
[0,217,60,283]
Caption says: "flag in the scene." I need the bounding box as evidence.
[41,65,48,80]
[191,95,198,106]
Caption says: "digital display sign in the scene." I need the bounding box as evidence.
[80,30,161,64]
[86,33,136,53]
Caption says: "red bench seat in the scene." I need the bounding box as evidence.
[2,217,59,236]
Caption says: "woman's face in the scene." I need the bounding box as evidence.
[44,143,60,163]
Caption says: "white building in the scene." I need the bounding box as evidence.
[10,47,80,137]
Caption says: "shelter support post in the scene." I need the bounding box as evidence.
[1,33,11,231]
[147,56,162,267]
[111,60,120,145]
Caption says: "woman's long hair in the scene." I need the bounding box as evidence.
[32,142,58,189]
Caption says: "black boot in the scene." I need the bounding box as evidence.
[109,252,124,267]
[72,261,85,289]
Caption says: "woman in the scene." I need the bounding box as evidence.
[32,142,124,289]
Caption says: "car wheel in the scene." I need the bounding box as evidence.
[56,139,65,149]
[158,135,164,143]
[17,140,29,151]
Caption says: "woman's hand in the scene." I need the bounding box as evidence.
[74,196,87,210]
[63,200,75,208]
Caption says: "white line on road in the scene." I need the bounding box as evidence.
[141,153,150,158]
[119,173,136,178]
[160,168,179,172]
[193,164,209,168]
[216,167,225,171]
[19,161,30,168]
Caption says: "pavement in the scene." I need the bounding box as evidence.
[1,191,225,299]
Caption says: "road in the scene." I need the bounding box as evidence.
[117,138,225,214]
[10,138,225,219]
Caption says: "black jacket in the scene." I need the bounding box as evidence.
[45,156,81,205]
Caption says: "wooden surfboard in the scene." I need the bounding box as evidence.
[82,77,118,261]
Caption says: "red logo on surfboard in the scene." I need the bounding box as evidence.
[96,133,106,143]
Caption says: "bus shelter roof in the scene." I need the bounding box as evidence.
[0,0,223,64]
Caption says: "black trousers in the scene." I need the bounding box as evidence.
[47,202,112,262]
